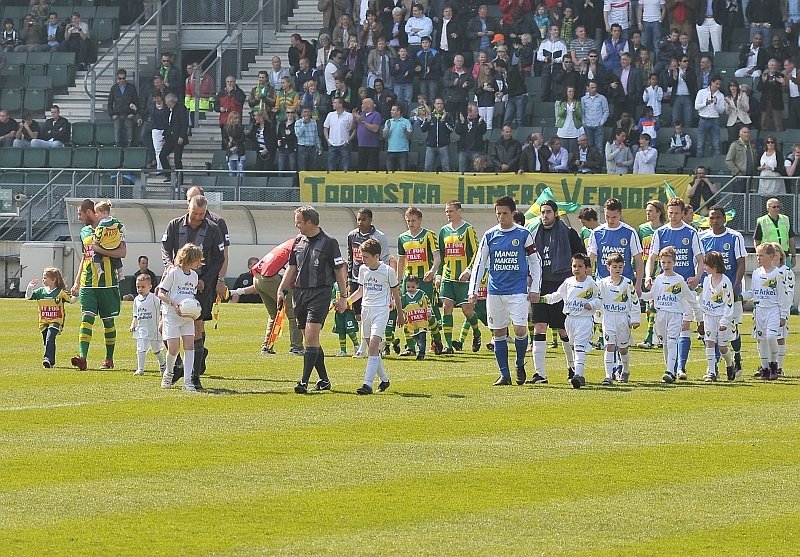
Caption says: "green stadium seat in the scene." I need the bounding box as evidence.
[25,171,51,188]
[655,153,686,174]
[91,16,117,43]
[94,122,116,146]
[71,122,95,146]
[190,176,218,190]
[516,126,542,142]
[47,147,73,168]
[123,147,147,168]
[211,150,228,170]
[0,148,24,168]
[1,75,25,89]
[216,175,240,194]
[49,52,76,87]
[22,148,48,168]
[72,147,98,168]
[0,52,26,76]
[26,75,53,89]
[22,88,50,113]
[97,146,123,168]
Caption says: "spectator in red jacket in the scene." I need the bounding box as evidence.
[215,75,247,149]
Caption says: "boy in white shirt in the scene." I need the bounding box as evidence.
[346,238,404,395]
[773,243,794,376]
[129,274,166,376]
[642,72,664,118]
[596,253,640,385]
[539,254,600,388]
[641,246,700,383]
[746,243,789,381]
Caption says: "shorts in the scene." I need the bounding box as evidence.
[565,314,594,351]
[487,293,529,330]
[348,281,362,315]
[137,338,164,353]
[293,285,332,329]
[654,311,683,344]
[196,285,215,321]
[162,314,195,339]
[361,305,390,339]
[79,286,121,318]
[754,305,782,340]
[602,315,633,348]
[703,315,732,345]
[531,280,566,330]
[439,279,470,306]
[333,309,359,335]
[385,308,397,333]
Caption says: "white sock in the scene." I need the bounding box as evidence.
[358,339,367,354]
[376,356,389,382]
[603,350,614,379]
[155,350,166,366]
[721,349,733,366]
[165,352,177,377]
[758,340,769,368]
[533,339,547,377]
[137,351,146,372]
[364,355,380,385]
[705,347,717,375]
[766,337,779,362]
[777,343,786,368]
[562,336,574,368]
[574,348,586,377]
[665,339,678,373]
[620,351,631,373]
[183,349,194,385]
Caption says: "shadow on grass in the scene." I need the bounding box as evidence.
[201,387,290,395]
[394,392,433,398]
[445,393,467,398]
[204,375,297,384]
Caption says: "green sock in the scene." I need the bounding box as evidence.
[78,314,95,358]
[348,332,359,347]
[339,335,347,352]
[458,320,470,344]
[467,314,480,339]
[102,318,116,360]
[443,314,453,347]
[645,306,656,344]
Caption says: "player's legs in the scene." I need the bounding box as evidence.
[487,294,512,383]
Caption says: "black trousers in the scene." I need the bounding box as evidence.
[159,138,184,173]
[358,146,379,170]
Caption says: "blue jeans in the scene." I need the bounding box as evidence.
[584,125,605,149]
[696,117,720,158]
[114,116,134,147]
[419,80,438,105]
[298,145,317,170]
[642,21,661,58]
[227,156,245,176]
[425,145,450,171]
[277,151,297,171]
[504,94,527,127]
[672,95,693,127]
[386,151,409,171]
[459,151,481,172]
[394,83,413,109]
[327,144,350,171]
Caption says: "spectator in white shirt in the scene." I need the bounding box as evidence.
[642,72,664,117]
[633,132,658,173]
[548,136,570,172]
[694,74,726,157]
[323,97,354,170]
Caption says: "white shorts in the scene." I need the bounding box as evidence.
[565,314,594,352]
[655,311,683,344]
[602,315,632,348]
[361,305,390,339]
[487,293,530,330]
[136,338,163,353]
[754,305,782,340]
[162,314,195,340]
[702,315,732,345]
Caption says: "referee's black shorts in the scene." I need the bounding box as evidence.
[531,280,566,331]
[196,282,216,321]
[293,285,333,329]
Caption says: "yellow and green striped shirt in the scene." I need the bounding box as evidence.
[438,221,478,281]
[398,228,438,279]
[79,225,121,288]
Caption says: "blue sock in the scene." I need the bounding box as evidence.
[677,335,691,372]
[731,334,741,353]
[514,335,528,370]
[494,337,509,379]
[715,345,720,363]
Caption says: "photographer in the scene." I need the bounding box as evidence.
[757,58,785,131]
[15,14,45,52]
[62,12,91,70]
[12,112,40,148]
[686,166,720,212]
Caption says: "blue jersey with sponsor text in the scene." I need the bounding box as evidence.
[484,225,535,295]
[589,223,642,281]
[700,228,746,293]
[653,223,703,281]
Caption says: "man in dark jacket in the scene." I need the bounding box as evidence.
[490,125,522,172]
[568,133,603,173]
[441,54,474,119]
[159,93,190,182]
[30,104,70,148]
[465,4,499,64]
[434,6,462,68]
[138,74,170,166]
[156,52,180,94]
[108,68,139,147]
[757,58,785,131]
[421,97,454,170]
[288,33,316,71]
[518,132,552,173]
[455,102,487,172]
[415,36,441,103]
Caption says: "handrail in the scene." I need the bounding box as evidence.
[83,0,178,120]
[188,0,268,124]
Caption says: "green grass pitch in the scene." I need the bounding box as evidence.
[2,298,799,556]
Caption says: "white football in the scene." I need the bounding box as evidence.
[178,298,202,319]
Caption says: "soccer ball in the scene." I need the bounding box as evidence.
[178,298,202,320]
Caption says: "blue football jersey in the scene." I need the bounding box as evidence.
[700,228,746,292]
[477,225,536,295]
[588,223,643,281]
[653,223,703,281]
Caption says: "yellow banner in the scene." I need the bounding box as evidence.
[299,172,691,224]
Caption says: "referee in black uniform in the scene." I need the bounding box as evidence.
[278,206,348,394]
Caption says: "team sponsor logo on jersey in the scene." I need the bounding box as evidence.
[405,247,426,263]
[40,304,63,320]
[445,241,466,258]
[682,237,689,245]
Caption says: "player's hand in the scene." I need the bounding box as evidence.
[197,279,205,293]
[529,292,540,304]
[434,275,441,289]
[696,321,705,336]
[423,269,435,282]
[644,276,653,289]
[458,270,471,282]
[129,326,135,332]
[583,302,592,310]
[687,275,699,289]
[71,283,79,296]
[215,280,227,296]
[335,297,347,313]
[396,311,405,327]
[175,305,184,317]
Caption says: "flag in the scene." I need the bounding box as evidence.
[523,187,581,228]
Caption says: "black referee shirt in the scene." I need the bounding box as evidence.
[290,229,344,289]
